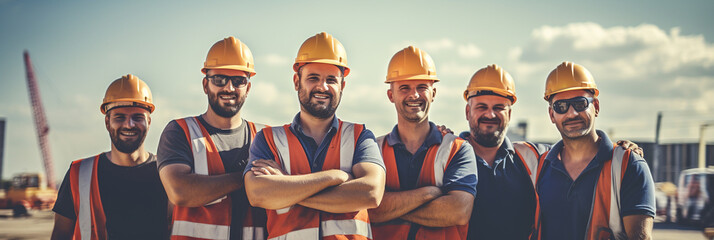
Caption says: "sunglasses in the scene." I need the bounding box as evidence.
[552,96,594,114]
[206,75,249,88]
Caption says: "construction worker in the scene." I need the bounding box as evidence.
[369,46,477,240]
[533,62,655,240]
[461,64,645,240]
[460,64,550,240]
[244,32,386,240]
[157,36,266,240]
[51,74,169,239]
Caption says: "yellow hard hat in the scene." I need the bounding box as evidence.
[385,46,438,83]
[463,64,516,103]
[294,32,350,76]
[202,36,256,77]
[544,61,599,101]
[101,74,154,114]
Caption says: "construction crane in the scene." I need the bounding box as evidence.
[22,50,56,189]
[0,51,58,216]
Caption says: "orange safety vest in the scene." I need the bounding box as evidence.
[371,133,467,240]
[172,117,266,240]
[530,146,631,240]
[262,120,372,240]
[69,155,107,240]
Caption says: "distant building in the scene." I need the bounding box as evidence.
[636,142,714,183]
[506,121,528,142]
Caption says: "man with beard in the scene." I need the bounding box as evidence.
[461,64,644,240]
[157,36,266,239]
[367,46,477,240]
[460,64,550,240]
[244,32,385,240]
[51,74,169,239]
[533,62,654,240]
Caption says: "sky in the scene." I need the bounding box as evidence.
[1,0,713,184]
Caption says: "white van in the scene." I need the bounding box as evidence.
[677,168,714,225]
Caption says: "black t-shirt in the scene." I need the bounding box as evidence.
[156,116,253,239]
[53,153,169,240]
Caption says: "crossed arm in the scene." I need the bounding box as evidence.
[369,187,473,227]
[159,164,245,207]
[245,160,385,213]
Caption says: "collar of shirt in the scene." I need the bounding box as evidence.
[286,112,340,170]
[459,131,515,170]
[544,129,614,173]
[385,122,443,151]
[289,112,340,137]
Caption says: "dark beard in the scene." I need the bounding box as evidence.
[471,117,506,147]
[110,127,146,153]
[298,83,341,119]
[208,91,245,118]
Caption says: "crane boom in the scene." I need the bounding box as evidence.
[23,50,56,189]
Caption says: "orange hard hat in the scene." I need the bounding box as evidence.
[463,64,516,103]
[544,61,599,101]
[385,46,438,83]
[101,74,154,114]
[202,36,256,77]
[294,32,350,76]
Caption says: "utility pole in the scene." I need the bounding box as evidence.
[0,118,5,182]
[699,123,712,169]
[654,112,662,181]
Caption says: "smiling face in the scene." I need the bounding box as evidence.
[548,89,599,140]
[388,80,436,123]
[105,106,151,153]
[465,95,512,147]
[203,69,251,118]
[294,63,345,119]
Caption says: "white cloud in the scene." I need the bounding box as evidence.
[516,22,714,76]
[261,54,290,66]
[392,39,483,61]
[438,62,476,77]
[422,38,454,52]
[507,22,714,141]
[253,82,281,105]
[457,44,483,59]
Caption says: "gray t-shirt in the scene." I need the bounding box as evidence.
[157,116,252,172]
[157,115,255,239]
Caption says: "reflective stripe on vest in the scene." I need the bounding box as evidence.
[263,120,372,240]
[268,228,319,240]
[78,156,95,239]
[532,146,630,240]
[373,133,467,240]
[173,220,230,239]
[172,117,267,240]
[69,155,106,240]
[585,147,629,240]
[513,142,540,187]
[433,133,457,187]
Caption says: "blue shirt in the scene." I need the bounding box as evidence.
[537,130,655,240]
[244,113,385,175]
[459,132,550,240]
[383,123,477,239]
[384,123,477,195]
